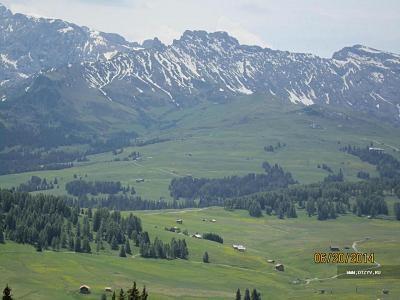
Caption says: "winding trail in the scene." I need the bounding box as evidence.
[304,237,380,285]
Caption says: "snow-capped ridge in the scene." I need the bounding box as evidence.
[1,2,400,122]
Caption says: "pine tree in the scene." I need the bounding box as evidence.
[244,288,251,300]
[101,294,107,300]
[82,238,91,253]
[66,221,72,234]
[328,202,337,219]
[68,233,75,251]
[235,288,241,300]
[74,236,81,253]
[93,211,102,232]
[125,239,132,255]
[2,284,12,300]
[119,245,126,257]
[141,286,148,300]
[251,288,261,300]
[111,291,116,300]
[127,282,140,299]
[36,242,42,252]
[181,239,189,259]
[96,239,101,253]
[248,202,262,217]
[394,202,400,220]
[51,237,59,251]
[202,251,209,263]
[118,288,125,300]
[60,231,67,248]
[111,237,119,251]
[0,230,5,244]
[306,200,316,217]
[76,221,81,237]
[287,202,297,218]
[139,241,150,258]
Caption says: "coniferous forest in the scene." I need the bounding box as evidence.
[0,189,188,260]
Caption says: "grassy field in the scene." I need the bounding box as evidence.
[1,95,400,299]
[0,95,398,200]
[0,207,399,299]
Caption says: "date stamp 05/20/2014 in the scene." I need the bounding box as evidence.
[313,252,375,264]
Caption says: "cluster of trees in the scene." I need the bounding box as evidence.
[89,135,167,156]
[1,131,139,172]
[248,201,263,217]
[323,169,344,183]
[342,145,400,179]
[235,288,261,300]
[263,142,285,152]
[164,227,188,235]
[112,148,124,155]
[354,194,388,217]
[16,176,55,192]
[128,151,141,160]
[224,177,392,220]
[134,137,170,147]
[69,214,92,253]
[87,131,138,155]
[0,189,191,259]
[139,235,189,260]
[169,162,295,200]
[74,194,196,211]
[357,171,370,180]
[202,233,223,244]
[0,148,76,175]
[65,180,131,197]
[0,189,74,249]
[317,163,333,173]
[91,208,142,255]
[108,282,148,300]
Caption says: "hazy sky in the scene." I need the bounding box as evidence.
[3,0,400,57]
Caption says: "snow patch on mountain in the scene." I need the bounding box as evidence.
[0,54,18,69]
[90,31,107,46]
[286,89,314,106]
[58,26,74,34]
[370,72,384,83]
[104,51,118,60]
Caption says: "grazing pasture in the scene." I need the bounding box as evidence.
[1,207,399,299]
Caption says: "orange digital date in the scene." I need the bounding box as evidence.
[313,252,375,264]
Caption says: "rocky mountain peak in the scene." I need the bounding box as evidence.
[0,2,12,17]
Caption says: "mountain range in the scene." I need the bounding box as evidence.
[1,2,400,148]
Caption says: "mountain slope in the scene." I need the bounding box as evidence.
[0,3,139,89]
[1,3,400,151]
